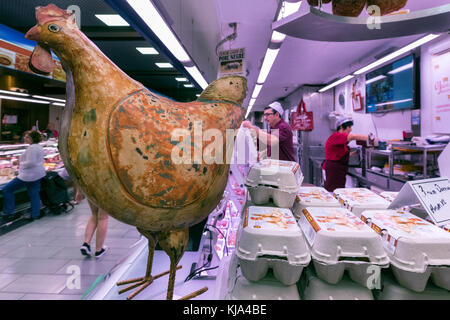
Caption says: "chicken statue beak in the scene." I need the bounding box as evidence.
[25,25,40,42]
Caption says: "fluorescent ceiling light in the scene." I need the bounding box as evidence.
[32,95,66,103]
[185,66,208,90]
[95,14,129,26]
[127,0,191,63]
[252,84,263,99]
[388,62,413,75]
[365,75,386,85]
[175,77,188,82]
[257,48,280,84]
[196,94,200,97]
[0,95,50,104]
[375,98,412,107]
[52,102,66,107]
[184,84,194,88]
[155,62,173,68]
[0,89,29,97]
[354,34,440,75]
[136,47,158,55]
[319,75,354,92]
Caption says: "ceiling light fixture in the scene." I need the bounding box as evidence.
[185,66,208,90]
[257,48,281,84]
[0,95,50,104]
[32,95,66,103]
[127,0,191,63]
[155,62,173,68]
[184,84,194,88]
[52,102,66,107]
[319,75,354,93]
[95,14,130,26]
[0,89,29,97]
[175,77,188,82]
[136,47,159,55]
[252,84,263,99]
[354,34,439,75]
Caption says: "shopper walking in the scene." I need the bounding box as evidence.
[2,130,46,221]
[80,199,109,258]
[323,117,377,192]
[242,101,296,162]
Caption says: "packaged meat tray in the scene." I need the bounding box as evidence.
[298,207,389,287]
[292,187,340,219]
[213,254,300,300]
[298,267,374,300]
[374,269,450,300]
[333,188,390,217]
[361,209,450,292]
[236,206,310,285]
[245,159,303,208]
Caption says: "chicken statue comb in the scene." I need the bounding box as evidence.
[35,4,75,26]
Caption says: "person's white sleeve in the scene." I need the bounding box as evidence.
[20,147,39,169]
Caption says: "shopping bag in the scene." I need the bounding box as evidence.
[290,99,314,131]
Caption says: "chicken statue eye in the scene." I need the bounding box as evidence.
[48,24,61,33]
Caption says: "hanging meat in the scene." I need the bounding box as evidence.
[332,0,367,17]
[367,0,408,16]
[26,4,247,300]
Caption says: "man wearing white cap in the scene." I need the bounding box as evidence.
[242,101,296,162]
[323,116,377,192]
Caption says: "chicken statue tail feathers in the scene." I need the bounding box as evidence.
[197,75,247,107]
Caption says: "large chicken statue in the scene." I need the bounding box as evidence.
[25,4,247,300]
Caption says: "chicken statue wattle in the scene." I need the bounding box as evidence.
[26,4,247,300]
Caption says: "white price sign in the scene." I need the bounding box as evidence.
[390,177,450,226]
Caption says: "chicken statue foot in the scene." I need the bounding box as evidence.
[116,228,207,300]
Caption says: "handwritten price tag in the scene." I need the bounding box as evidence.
[410,178,450,226]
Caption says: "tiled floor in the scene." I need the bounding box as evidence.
[0,199,142,300]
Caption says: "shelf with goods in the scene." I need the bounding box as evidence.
[0,139,65,186]
[365,144,446,190]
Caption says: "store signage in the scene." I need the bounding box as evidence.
[389,177,450,226]
[0,24,66,82]
[218,48,245,78]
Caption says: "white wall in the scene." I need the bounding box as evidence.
[420,34,450,137]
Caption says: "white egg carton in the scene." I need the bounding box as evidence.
[298,267,374,300]
[375,270,450,300]
[333,188,390,217]
[379,191,399,203]
[298,207,389,287]
[213,253,300,300]
[236,206,310,285]
[361,209,450,292]
[292,187,340,219]
[245,159,303,208]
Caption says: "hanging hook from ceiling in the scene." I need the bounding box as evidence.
[215,22,237,56]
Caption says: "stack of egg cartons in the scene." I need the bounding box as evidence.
[245,159,303,208]
[333,188,390,217]
[361,209,450,294]
[231,159,309,299]
[297,206,389,291]
[291,186,340,220]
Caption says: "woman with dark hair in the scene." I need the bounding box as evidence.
[1,130,46,221]
[323,117,377,192]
